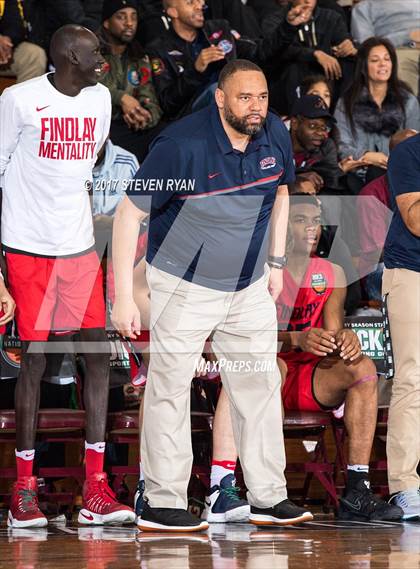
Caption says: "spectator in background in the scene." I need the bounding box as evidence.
[137,0,262,47]
[299,72,332,106]
[289,94,345,192]
[351,0,420,96]
[357,129,417,302]
[249,0,348,23]
[98,0,163,162]
[300,73,371,175]
[91,137,139,325]
[382,132,420,520]
[260,0,356,114]
[146,0,311,120]
[92,138,139,229]
[0,0,47,82]
[334,37,420,194]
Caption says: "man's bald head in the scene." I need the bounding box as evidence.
[50,25,98,67]
[49,24,104,91]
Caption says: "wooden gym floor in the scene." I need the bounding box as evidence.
[1,517,419,569]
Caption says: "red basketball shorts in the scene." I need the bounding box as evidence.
[281,352,325,412]
[5,250,106,341]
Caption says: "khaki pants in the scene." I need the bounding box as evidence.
[141,264,287,509]
[396,47,420,97]
[382,268,420,493]
[0,42,47,83]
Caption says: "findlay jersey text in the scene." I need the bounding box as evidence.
[38,117,97,160]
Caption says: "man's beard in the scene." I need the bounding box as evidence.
[224,105,266,136]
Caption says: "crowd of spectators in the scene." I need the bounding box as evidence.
[0,0,418,306]
[0,0,418,308]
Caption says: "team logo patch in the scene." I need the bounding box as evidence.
[260,156,276,170]
[218,39,233,54]
[101,61,110,75]
[127,68,140,86]
[139,66,151,85]
[311,273,327,295]
[151,58,165,76]
[210,30,223,41]
[168,50,183,56]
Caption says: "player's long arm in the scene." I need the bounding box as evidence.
[269,184,289,259]
[112,195,148,300]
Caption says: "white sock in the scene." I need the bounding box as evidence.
[85,441,105,453]
[139,461,144,482]
[347,464,369,473]
[210,462,236,488]
[15,449,35,461]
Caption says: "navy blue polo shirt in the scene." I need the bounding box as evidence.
[384,134,420,273]
[127,104,294,291]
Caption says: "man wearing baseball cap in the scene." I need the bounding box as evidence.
[289,94,343,193]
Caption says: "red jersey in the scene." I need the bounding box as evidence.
[276,257,335,353]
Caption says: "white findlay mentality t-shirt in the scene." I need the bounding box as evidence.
[0,73,111,256]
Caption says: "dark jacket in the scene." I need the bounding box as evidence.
[137,0,261,45]
[98,28,162,127]
[261,4,350,63]
[294,137,345,191]
[146,18,296,119]
[0,0,26,46]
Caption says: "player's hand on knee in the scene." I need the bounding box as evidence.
[0,287,16,325]
[111,297,141,339]
[298,328,337,357]
[336,329,361,362]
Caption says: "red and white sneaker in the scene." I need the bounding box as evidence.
[8,476,48,528]
[78,472,136,525]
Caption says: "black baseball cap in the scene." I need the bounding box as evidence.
[291,94,336,123]
[102,0,138,22]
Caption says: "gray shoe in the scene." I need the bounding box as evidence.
[389,489,420,520]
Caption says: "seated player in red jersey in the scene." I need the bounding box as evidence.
[276,193,402,521]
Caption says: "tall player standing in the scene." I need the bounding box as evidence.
[0,25,135,528]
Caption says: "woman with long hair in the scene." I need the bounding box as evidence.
[334,37,420,186]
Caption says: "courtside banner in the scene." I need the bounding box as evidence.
[344,316,385,374]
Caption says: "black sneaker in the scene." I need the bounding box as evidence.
[138,502,209,532]
[249,499,313,526]
[338,479,404,521]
